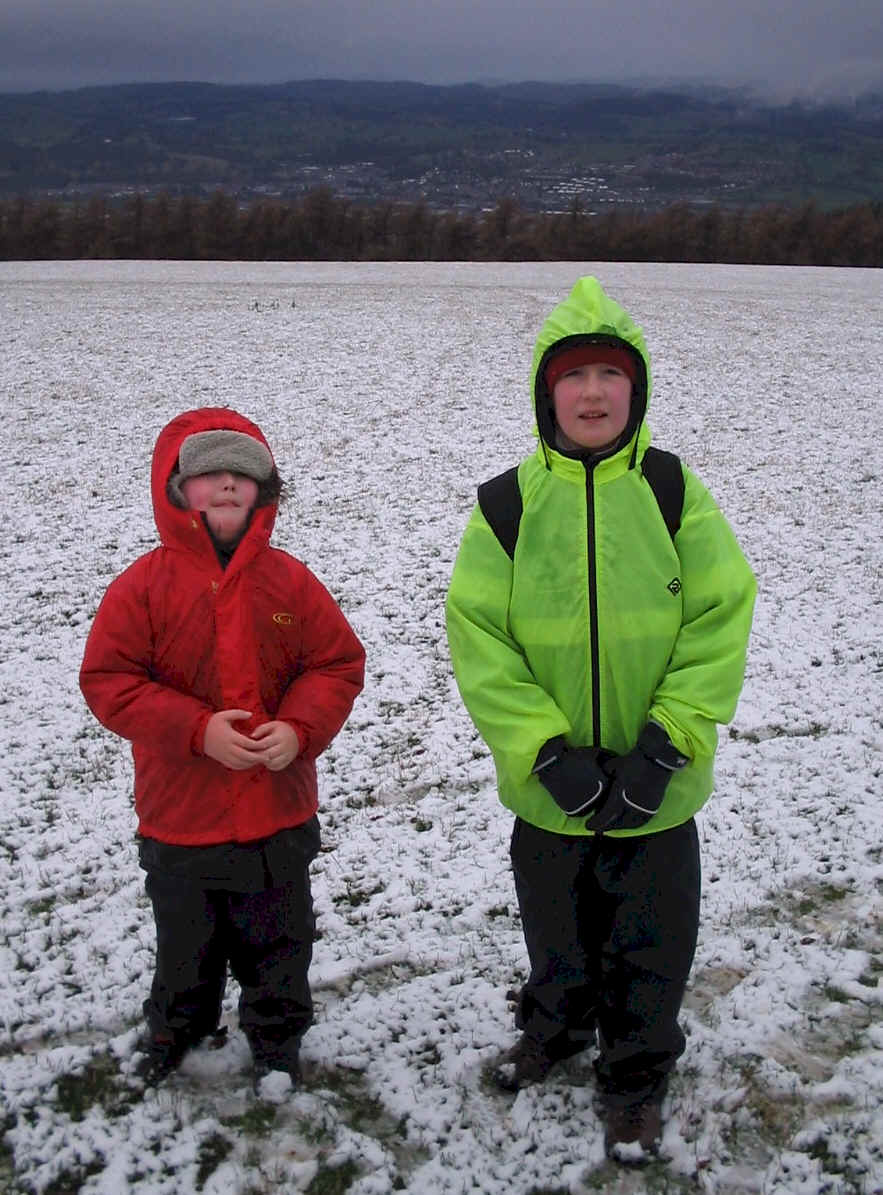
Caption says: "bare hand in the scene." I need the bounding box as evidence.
[203,709,266,770]
[250,721,301,772]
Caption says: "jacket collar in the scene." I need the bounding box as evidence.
[537,422,653,483]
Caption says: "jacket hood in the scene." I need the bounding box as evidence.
[151,407,277,554]
[531,276,652,464]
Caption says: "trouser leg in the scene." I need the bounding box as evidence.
[510,818,600,1057]
[228,870,316,1066]
[143,871,227,1042]
[593,819,701,1104]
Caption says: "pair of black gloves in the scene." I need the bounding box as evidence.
[533,722,688,832]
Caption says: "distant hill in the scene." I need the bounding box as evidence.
[1,79,881,210]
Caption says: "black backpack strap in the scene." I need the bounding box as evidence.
[478,452,682,559]
[641,447,685,541]
[477,466,522,560]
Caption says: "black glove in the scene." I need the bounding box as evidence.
[584,721,689,832]
[533,736,612,817]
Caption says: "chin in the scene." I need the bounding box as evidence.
[209,518,246,543]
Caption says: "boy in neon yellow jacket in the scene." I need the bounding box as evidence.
[446,276,755,1156]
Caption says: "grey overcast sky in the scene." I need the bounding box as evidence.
[1,0,881,99]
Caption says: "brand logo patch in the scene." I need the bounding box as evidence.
[667,577,682,595]
[273,612,294,625]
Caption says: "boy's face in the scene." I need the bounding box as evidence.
[552,362,633,453]
[180,470,259,545]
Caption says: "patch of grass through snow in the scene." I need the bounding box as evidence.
[0,1117,16,1193]
[221,1099,278,1139]
[579,1159,699,1192]
[304,1158,360,1194]
[307,1062,430,1184]
[53,1051,137,1122]
[194,1131,233,1191]
[40,1158,105,1195]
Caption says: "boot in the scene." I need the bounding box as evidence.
[602,1096,663,1158]
[493,1035,558,1092]
[134,1032,191,1083]
[250,1034,303,1086]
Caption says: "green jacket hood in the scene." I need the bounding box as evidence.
[531,276,653,460]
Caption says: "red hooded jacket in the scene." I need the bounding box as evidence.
[80,408,366,846]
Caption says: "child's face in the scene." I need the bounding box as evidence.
[552,362,633,453]
[180,470,259,545]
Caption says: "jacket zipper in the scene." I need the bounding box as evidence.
[584,462,602,746]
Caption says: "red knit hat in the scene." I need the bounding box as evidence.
[544,344,638,391]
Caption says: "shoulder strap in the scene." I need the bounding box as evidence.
[477,466,522,561]
[641,447,684,541]
[477,450,683,560]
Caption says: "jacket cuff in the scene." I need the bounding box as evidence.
[284,720,309,760]
[190,709,213,756]
[638,721,689,770]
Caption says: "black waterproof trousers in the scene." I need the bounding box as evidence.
[510,816,701,1104]
[141,817,319,1069]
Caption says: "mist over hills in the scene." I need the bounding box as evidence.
[1,78,880,210]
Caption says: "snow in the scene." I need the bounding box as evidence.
[1,259,881,1194]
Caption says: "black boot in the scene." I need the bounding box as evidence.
[250,1035,303,1086]
[134,1032,192,1083]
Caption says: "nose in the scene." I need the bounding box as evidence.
[580,368,605,397]
[219,471,237,489]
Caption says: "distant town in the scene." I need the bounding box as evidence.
[1,79,880,212]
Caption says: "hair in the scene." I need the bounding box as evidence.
[256,467,284,507]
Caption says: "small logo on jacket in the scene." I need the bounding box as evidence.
[667,577,682,595]
[273,612,294,625]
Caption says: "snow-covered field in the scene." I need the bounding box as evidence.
[0,259,881,1195]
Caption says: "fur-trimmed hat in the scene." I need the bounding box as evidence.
[168,429,274,507]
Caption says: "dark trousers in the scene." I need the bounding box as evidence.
[510,817,701,1103]
[143,837,317,1065]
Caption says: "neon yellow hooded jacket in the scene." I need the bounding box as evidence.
[446,277,756,837]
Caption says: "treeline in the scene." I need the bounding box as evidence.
[1,189,881,266]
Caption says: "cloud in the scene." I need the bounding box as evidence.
[0,0,880,98]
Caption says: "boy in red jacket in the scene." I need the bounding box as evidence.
[80,408,365,1086]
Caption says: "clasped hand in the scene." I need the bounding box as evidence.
[203,709,300,772]
[535,729,681,831]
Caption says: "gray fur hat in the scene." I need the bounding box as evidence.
[168,429,274,506]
